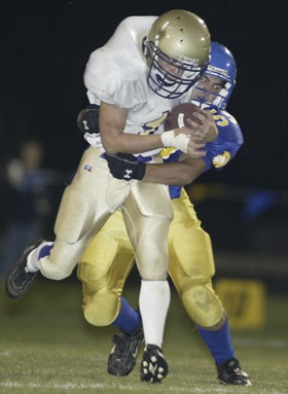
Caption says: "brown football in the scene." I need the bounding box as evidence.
[164,103,205,131]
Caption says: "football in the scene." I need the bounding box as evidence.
[164,102,205,131]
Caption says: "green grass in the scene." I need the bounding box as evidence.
[0,278,288,394]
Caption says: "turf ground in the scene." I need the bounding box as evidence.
[0,277,288,394]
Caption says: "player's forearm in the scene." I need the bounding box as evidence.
[100,101,164,154]
[143,162,199,185]
[102,132,164,155]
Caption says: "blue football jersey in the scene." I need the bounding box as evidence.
[166,107,244,199]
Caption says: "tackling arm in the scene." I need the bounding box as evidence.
[77,104,242,184]
[143,156,206,185]
[104,152,206,184]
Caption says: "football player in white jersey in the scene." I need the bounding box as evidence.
[77,42,251,385]
[6,10,215,383]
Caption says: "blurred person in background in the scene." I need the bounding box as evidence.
[0,138,54,278]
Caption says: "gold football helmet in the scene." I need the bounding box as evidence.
[144,9,211,99]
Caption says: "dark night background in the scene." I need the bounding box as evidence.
[1,0,287,186]
[0,0,287,276]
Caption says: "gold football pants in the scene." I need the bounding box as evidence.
[78,189,224,328]
[38,146,173,281]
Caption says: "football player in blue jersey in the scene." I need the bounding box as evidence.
[77,41,251,386]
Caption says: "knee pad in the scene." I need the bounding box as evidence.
[181,283,224,327]
[82,289,120,327]
[38,256,72,280]
[136,250,168,280]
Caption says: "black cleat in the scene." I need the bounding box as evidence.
[140,344,168,383]
[5,240,43,299]
[108,323,144,376]
[217,358,252,386]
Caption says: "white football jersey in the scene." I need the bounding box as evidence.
[84,16,192,158]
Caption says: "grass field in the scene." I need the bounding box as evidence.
[0,277,288,394]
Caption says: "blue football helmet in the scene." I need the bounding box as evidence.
[193,41,237,109]
[144,10,211,99]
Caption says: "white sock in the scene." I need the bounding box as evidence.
[139,279,170,349]
[26,242,53,273]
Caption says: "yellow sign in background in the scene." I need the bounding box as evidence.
[214,278,266,330]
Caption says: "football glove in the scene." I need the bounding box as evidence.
[104,152,146,181]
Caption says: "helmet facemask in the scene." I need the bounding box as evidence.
[145,39,208,99]
[192,78,232,110]
[191,41,237,110]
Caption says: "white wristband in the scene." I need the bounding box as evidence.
[160,129,190,153]
[84,132,103,149]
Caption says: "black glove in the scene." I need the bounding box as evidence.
[104,152,146,181]
[77,104,100,134]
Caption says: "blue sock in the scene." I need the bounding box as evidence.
[38,243,53,259]
[197,318,235,366]
[112,296,141,333]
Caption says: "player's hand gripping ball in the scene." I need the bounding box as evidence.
[164,103,216,142]
[164,103,204,130]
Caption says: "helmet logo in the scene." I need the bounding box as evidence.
[208,65,228,77]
